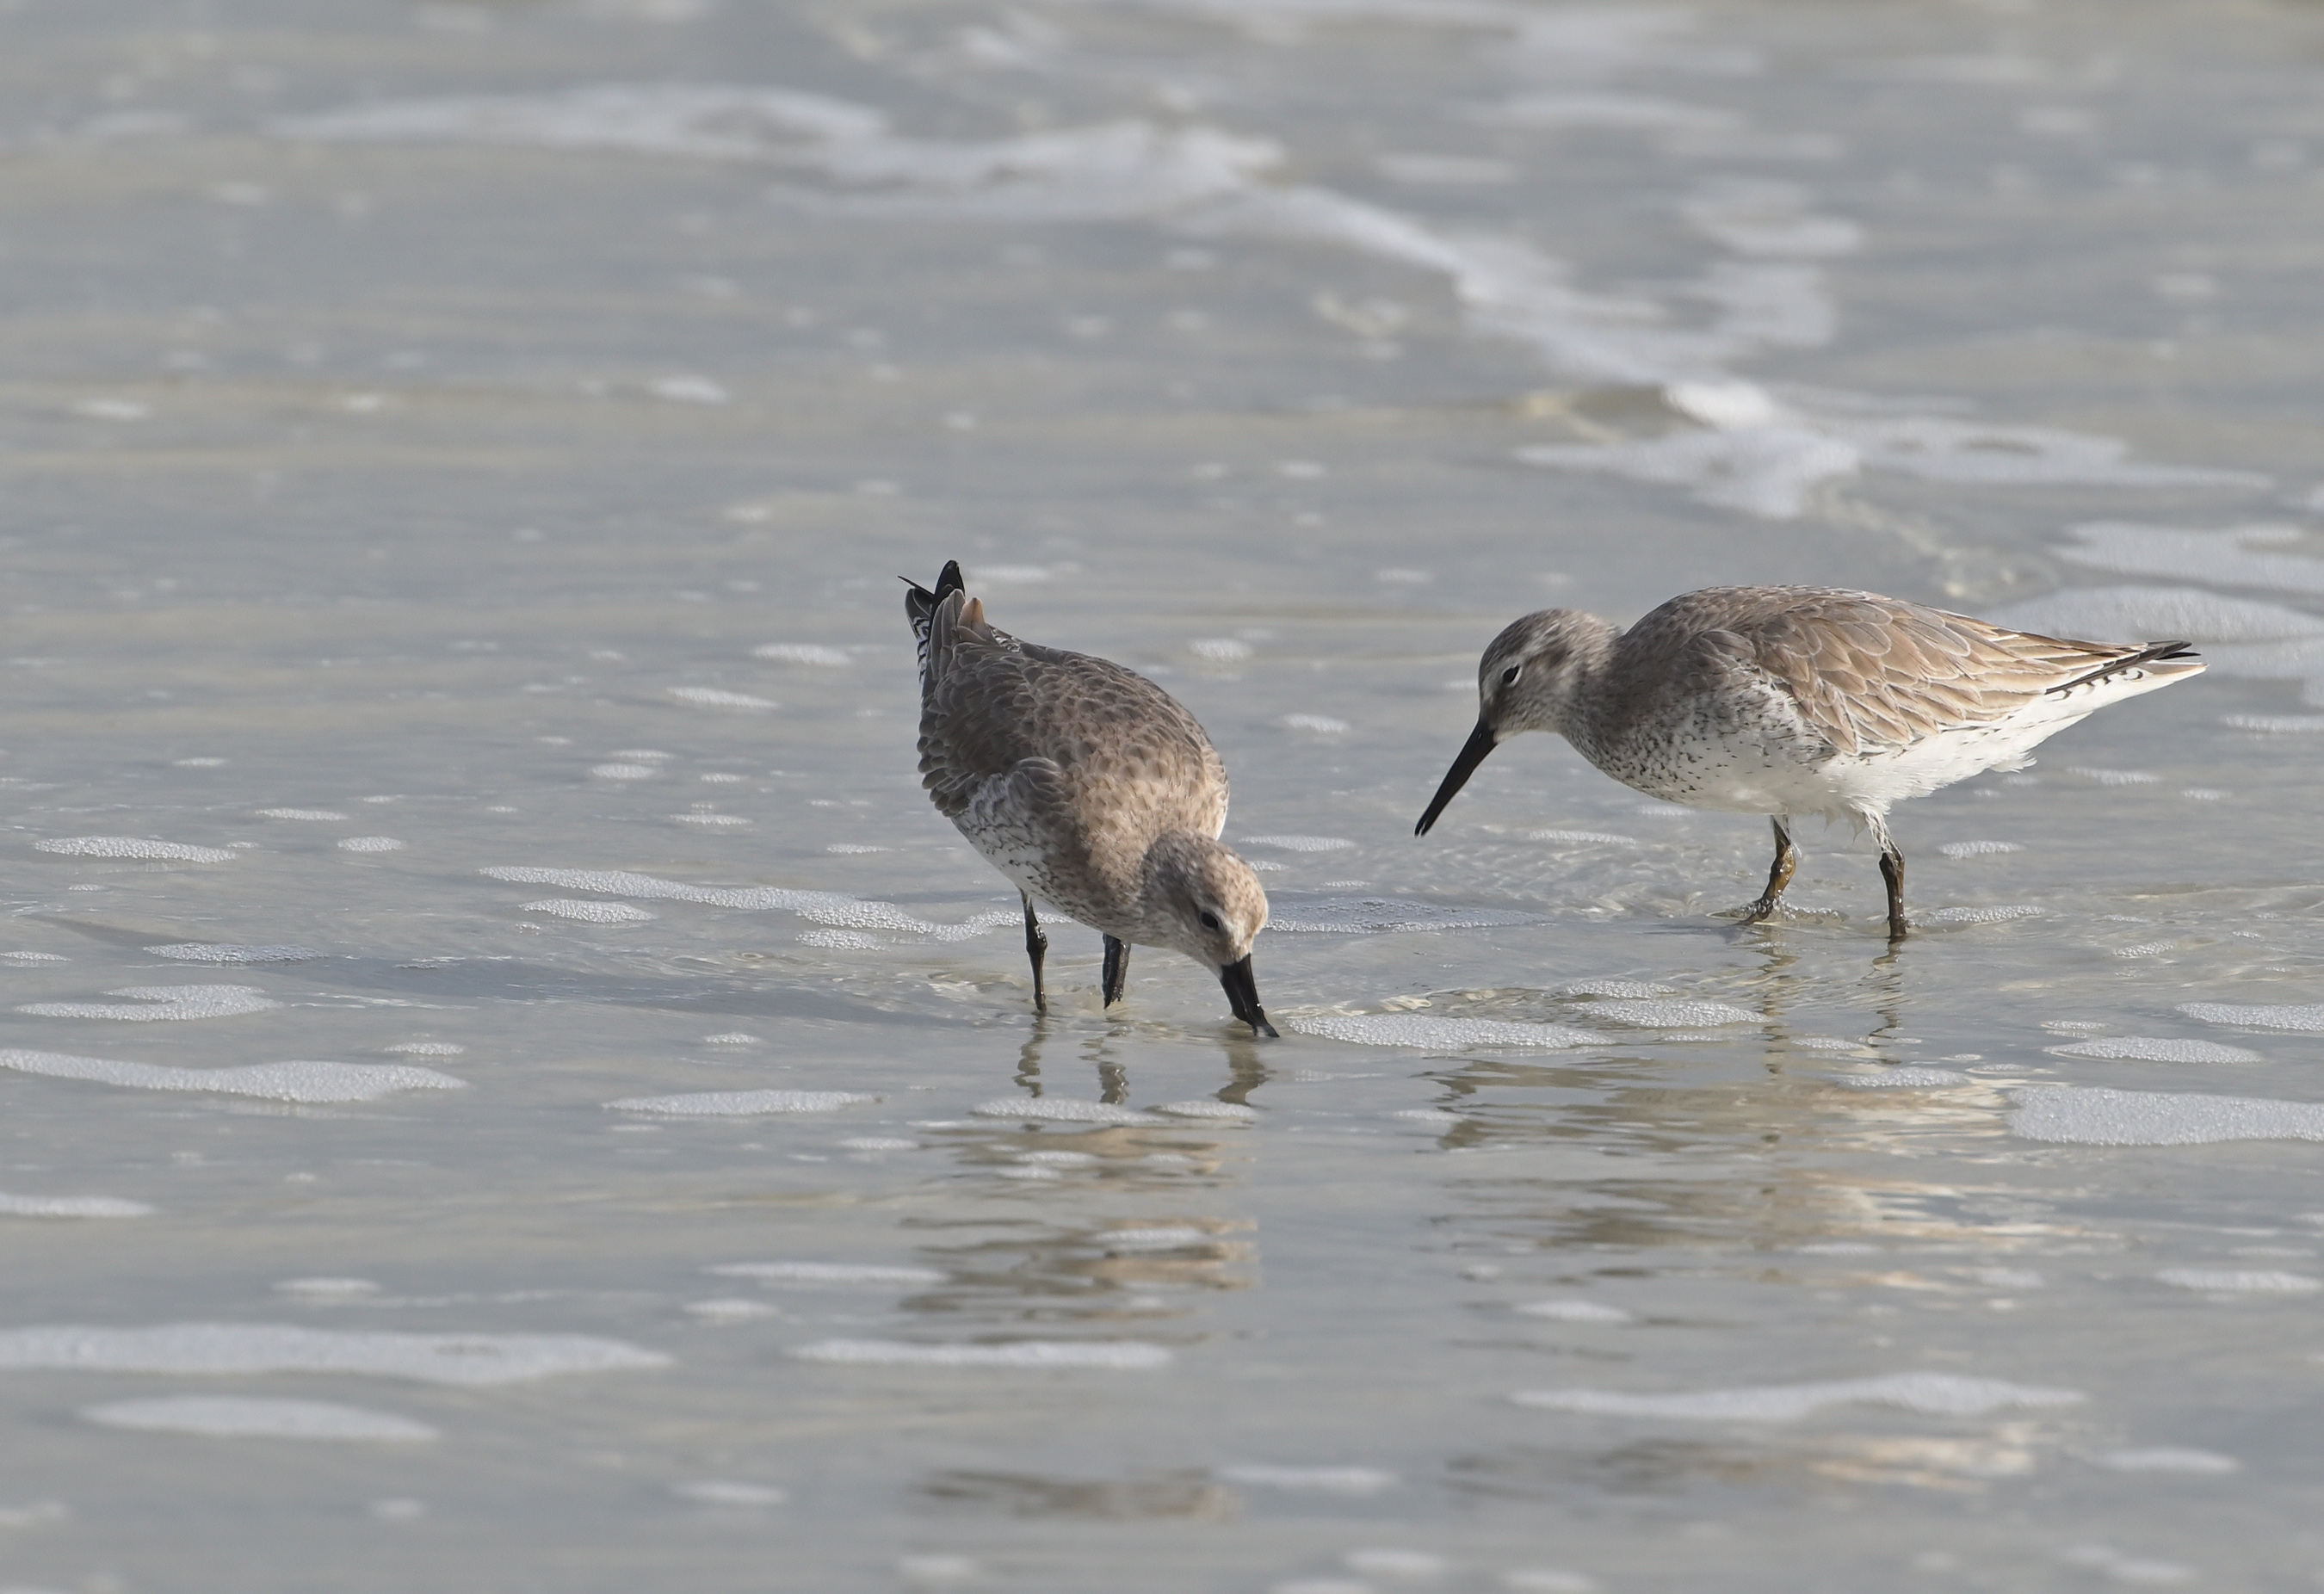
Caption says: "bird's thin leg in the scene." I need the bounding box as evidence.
[1879,846,1907,942]
[1859,812,1907,941]
[1740,816,1798,924]
[1021,893,1049,1012]
[1101,935,1132,1008]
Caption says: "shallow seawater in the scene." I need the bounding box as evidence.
[3,0,2322,1588]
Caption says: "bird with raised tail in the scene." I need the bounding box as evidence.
[1415,585,2204,940]
[906,560,1276,1035]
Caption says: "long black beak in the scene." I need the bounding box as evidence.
[1218,955,1277,1039]
[1415,719,1499,836]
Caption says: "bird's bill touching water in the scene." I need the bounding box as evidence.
[1414,719,1499,836]
[1218,954,1277,1038]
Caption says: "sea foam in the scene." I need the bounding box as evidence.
[0,1050,463,1103]
[83,1396,436,1443]
[483,865,1009,940]
[791,1338,1171,1369]
[2010,1086,2324,1145]
[606,1090,874,1115]
[34,837,234,862]
[1288,1014,1610,1049]
[17,985,280,1022]
[0,1323,668,1385]
[2047,1037,2260,1063]
[1513,1371,2082,1421]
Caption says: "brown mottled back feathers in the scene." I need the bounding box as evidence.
[916,590,1229,840]
[1625,586,2165,757]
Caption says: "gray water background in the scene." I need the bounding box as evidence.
[3,1,2324,1589]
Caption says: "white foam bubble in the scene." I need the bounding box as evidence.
[609,1090,874,1115]
[1578,998,1758,1027]
[683,1298,776,1323]
[671,812,752,827]
[1190,638,1253,661]
[34,837,234,862]
[337,837,405,852]
[0,1323,667,1384]
[799,929,884,948]
[255,808,348,822]
[754,643,851,665]
[385,1041,464,1056]
[792,1338,1171,1369]
[1216,1463,1395,1495]
[1530,830,1641,846]
[275,1277,380,1299]
[1241,834,1354,851]
[1512,1371,2083,1421]
[2092,1447,2240,1474]
[83,1396,436,1443]
[1091,1226,1215,1250]
[1556,979,1673,998]
[674,1480,787,1506]
[669,686,776,709]
[1344,1548,1449,1579]
[0,1192,152,1219]
[590,763,658,780]
[481,865,1009,940]
[1267,898,1538,933]
[17,985,280,1022]
[2048,1038,2260,1063]
[1,950,67,961]
[523,899,657,923]
[840,1136,918,1151]
[1791,1036,1869,1051]
[1282,714,1351,734]
[145,944,323,963]
[970,1097,1162,1125]
[1939,840,2024,858]
[2056,1545,2195,1586]
[1154,1100,1257,1120]
[1832,1067,1974,1089]
[1288,1014,1610,1049]
[2224,713,2324,733]
[1515,1299,1634,1324]
[2010,1085,2324,1145]
[2067,767,2161,787]
[650,374,727,405]
[0,1048,464,1103]
[1503,1572,1599,1594]
[1919,905,2044,925]
[2179,1003,2324,1032]
[2156,1269,2321,1294]
[705,1262,944,1285]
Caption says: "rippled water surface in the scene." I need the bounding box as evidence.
[4,1,2324,1589]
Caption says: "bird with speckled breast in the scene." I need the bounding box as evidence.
[1416,584,2204,940]
[906,560,1276,1035]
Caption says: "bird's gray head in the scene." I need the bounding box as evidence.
[1141,832,1276,1037]
[1416,608,1615,836]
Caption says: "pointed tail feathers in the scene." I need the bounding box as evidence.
[903,559,967,684]
[2048,639,2203,697]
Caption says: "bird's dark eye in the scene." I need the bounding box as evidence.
[1199,911,1221,931]
[1499,664,1522,687]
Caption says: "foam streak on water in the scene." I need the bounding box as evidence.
[0,1324,669,1384]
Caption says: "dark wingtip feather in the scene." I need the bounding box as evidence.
[906,561,969,682]
[2048,638,2202,695]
